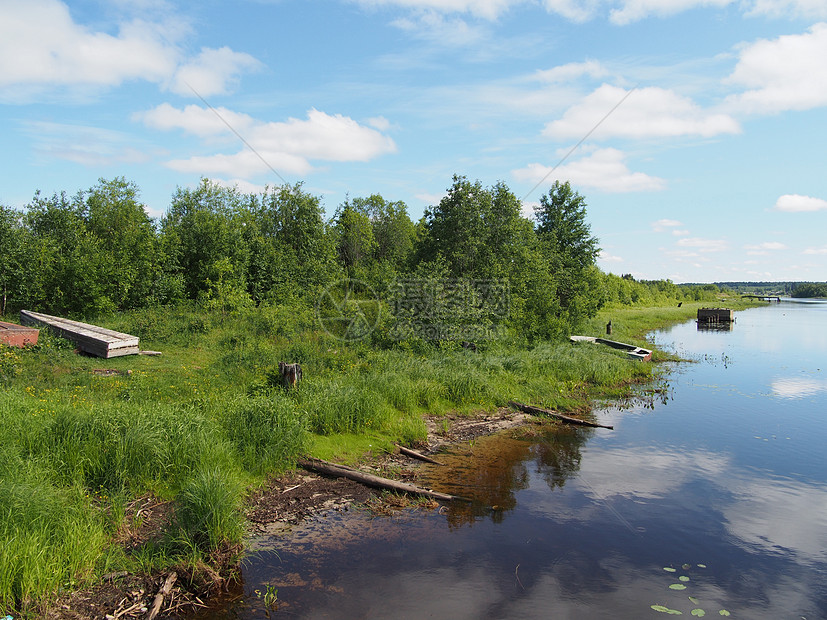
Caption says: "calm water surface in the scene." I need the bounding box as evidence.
[205,301,827,619]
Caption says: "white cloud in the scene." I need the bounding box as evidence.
[672,229,689,236]
[390,11,490,46]
[520,200,539,219]
[513,148,666,193]
[533,60,609,83]
[652,218,683,232]
[359,0,826,24]
[609,0,734,25]
[0,0,176,88]
[170,47,262,97]
[676,237,728,252]
[744,241,787,251]
[774,194,827,212]
[24,120,153,167]
[0,0,258,100]
[544,84,740,141]
[609,0,735,26]
[210,178,269,195]
[598,250,624,263]
[355,0,525,20]
[367,116,393,131]
[541,0,604,22]
[137,103,255,137]
[745,0,827,19]
[725,23,827,114]
[803,246,827,255]
[142,105,397,178]
[415,191,448,205]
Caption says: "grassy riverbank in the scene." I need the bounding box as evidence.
[0,296,759,616]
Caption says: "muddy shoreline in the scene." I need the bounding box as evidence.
[43,408,540,619]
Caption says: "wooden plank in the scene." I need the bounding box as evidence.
[20,310,139,358]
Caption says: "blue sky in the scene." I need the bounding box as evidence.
[2,0,826,283]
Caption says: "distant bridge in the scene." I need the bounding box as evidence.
[742,294,782,302]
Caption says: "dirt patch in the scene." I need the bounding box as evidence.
[423,407,535,447]
[40,407,537,619]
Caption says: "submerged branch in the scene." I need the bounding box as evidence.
[508,401,613,430]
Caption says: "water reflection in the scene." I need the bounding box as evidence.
[696,321,734,332]
[771,376,827,398]
[423,425,591,527]
[200,303,827,619]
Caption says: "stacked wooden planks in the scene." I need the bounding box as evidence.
[20,310,139,358]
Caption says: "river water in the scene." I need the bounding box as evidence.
[205,301,827,619]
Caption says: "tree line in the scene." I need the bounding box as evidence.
[0,176,720,341]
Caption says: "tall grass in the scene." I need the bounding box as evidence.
[0,297,683,614]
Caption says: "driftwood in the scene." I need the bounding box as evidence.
[146,571,177,620]
[298,458,468,502]
[395,444,444,466]
[509,401,613,430]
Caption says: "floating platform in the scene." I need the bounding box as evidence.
[20,310,139,358]
[697,307,735,323]
[0,320,40,348]
[570,335,653,362]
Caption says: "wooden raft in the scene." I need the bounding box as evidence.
[20,310,139,358]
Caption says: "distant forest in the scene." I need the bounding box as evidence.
[712,281,827,298]
[2,176,727,341]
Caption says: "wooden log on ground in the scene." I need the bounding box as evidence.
[395,444,444,466]
[509,401,613,430]
[298,458,469,502]
[146,571,177,620]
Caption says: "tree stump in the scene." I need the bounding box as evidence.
[278,361,303,389]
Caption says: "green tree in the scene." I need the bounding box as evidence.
[161,179,250,301]
[333,200,376,274]
[535,181,603,327]
[24,190,113,316]
[82,178,158,309]
[246,183,338,300]
[416,175,497,278]
[349,194,416,269]
[0,205,26,315]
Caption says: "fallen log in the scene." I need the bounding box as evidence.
[146,571,177,620]
[298,458,469,502]
[395,444,444,466]
[508,401,613,430]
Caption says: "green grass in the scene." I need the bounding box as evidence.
[0,297,717,616]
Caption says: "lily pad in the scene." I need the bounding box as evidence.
[697,564,707,569]
[651,605,683,615]
[679,576,690,582]
[669,584,688,590]
[664,567,677,573]
[682,564,692,570]
[718,611,730,617]
[691,610,706,617]
[688,597,699,605]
